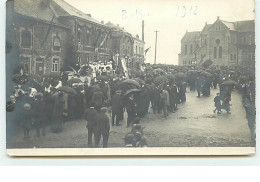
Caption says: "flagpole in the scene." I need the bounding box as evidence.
[154,31,159,65]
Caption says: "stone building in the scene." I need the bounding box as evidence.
[50,0,112,66]
[179,17,255,67]
[106,22,134,67]
[7,0,69,75]
[132,34,145,69]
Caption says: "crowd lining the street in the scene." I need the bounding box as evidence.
[6,61,256,147]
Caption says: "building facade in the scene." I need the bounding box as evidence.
[133,34,145,69]
[9,0,69,75]
[179,17,255,67]
[8,0,145,75]
[106,22,133,67]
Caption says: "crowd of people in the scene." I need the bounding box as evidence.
[6,62,256,147]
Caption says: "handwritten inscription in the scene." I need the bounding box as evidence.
[176,6,198,18]
[122,9,150,20]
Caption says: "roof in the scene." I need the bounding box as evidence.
[200,24,212,35]
[105,21,124,31]
[51,0,102,25]
[14,0,62,25]
[181,31,201,42]
[218,19,254,32]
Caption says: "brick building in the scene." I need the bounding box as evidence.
[179,17,255,67]
[8,0,69,75]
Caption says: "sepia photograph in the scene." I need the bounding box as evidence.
[5,0,256,156]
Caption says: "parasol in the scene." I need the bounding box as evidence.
[67,78,82,85]
[122,79,141,87]
[123,89,141,98]
[221,80,238,86]
[174,72,187,79]
[57,86,77,94]
[132,78,145,85]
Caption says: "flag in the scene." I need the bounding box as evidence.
[144,46,151,55]
[94,31,101,48]
[99,34,107,47]
[41,14,55,46]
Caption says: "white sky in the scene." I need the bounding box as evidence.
[65,0,255,65]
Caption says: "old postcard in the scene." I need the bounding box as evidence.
[5,0,255,156]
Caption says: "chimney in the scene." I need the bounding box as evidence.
[186,30,188,33]
[217,16,220,20]
[205,22,207,25]
[117,24,119,27]
[101,20,104,24]
[142,20,144,41]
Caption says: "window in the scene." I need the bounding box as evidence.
[136,46,138,54]
[52,58,59,72]
[216,39,220,45]
[53,35,61,52]
[139,47,141,55]
[214,47,217,59]
[85,30,90,45]
[244,37,246,44]
[185,45,187,55]
[230,54,233,60]
[190,44,193,54]
[20,28,32,49]
[78,32,82,43]
[219,46,222,58]
[234,54,237,61]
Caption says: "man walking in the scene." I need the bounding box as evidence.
[85,106,98,148]
[111,90,123,126]
[94,107,110,148]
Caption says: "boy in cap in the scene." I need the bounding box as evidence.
[213,93,222,114]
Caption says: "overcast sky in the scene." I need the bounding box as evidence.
[65,0,255,65]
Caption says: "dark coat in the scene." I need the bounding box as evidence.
[85,108,98,129]
[111,94,123,113]
[95,112,110,135]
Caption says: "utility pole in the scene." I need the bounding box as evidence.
[154,30,159,64]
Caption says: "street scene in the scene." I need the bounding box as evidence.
[6,0,255,150]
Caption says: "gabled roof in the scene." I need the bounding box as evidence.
[14,0,61,25]
[220,20,236,31]
[181,31,201,42]
[200,24,212,35]
[51,0,102,25]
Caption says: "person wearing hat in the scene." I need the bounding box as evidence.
[125,94,137,127]
[84,106,98,147]
[94,107,110,148]
[111,90,123,126]
[22,103,33,139]
[6,95,16,112]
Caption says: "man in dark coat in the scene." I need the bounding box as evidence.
[125,94,137,127]
[111,90,123,126]
[92,87,104,111]
[94,107,110,148]
[85,107,98,147]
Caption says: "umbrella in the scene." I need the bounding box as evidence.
[57,86,77,94]
[221,80,238,86]
[67,78,82,85]
[174,72,187,79]
[122,79,141,87]
[132,78,145,85]
[166,74,176,82]
[154,76,168,85]
[123,89,141,98]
